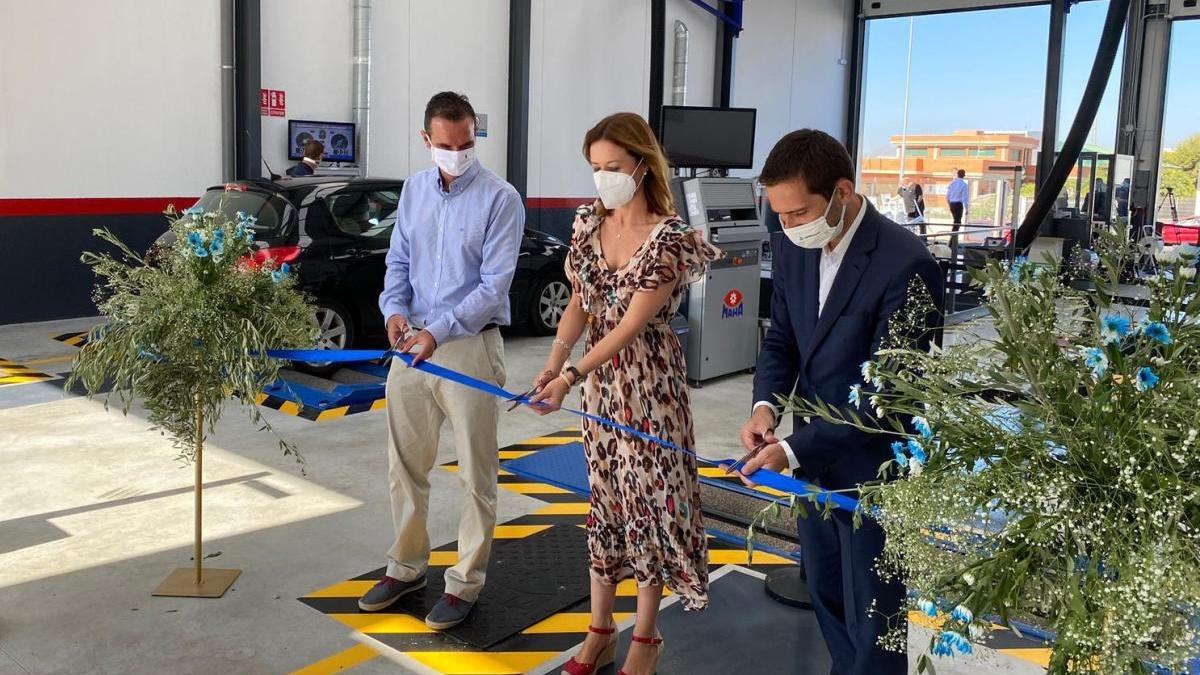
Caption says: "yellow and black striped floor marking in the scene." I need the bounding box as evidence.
[295,429,794,674]
[51,330,91,348]
[295,429,1055,673]
[0,357,56,387]
[254,392,387,423]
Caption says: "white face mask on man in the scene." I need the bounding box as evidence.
[593,159,645,210]
[430,145,476,177]
[782,193,846,249]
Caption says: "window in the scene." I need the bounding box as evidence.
[856,4,1049,229]
[325,190,400,240]
[1155,19,1200,225]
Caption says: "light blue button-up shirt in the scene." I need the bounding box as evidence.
[946,177,969,206]
[379,161,525,346]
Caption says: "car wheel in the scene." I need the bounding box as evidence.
[299,301,355,375]
[530,275,570,335]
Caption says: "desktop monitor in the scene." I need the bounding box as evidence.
[288,119,356,163]
[658,106,756,170]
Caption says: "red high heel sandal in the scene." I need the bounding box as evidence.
[561,622,618,675]
[618,633,664,675]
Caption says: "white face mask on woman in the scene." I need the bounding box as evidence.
[783,193,846,249]
[593,159,645,210]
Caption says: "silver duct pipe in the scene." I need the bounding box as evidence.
[352,0,372,175]
[672,20,688,106]
[220,0,235,181]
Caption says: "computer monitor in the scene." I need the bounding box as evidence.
[288,119,356,163]
[658,106,756,169]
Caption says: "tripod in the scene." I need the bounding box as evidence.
[1156,186,1179,223]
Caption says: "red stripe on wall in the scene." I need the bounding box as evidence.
[0,197,198,217]
[526,197,594,209]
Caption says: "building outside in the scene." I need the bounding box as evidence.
[860,129,1041,225]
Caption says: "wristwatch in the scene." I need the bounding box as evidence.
[561,365,583,386]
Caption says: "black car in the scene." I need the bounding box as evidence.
[157,176,571,354]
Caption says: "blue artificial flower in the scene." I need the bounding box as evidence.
[1141,321,1172,345]
[917,598,938,618]
[193,245,209,258]
[932,639,954,658]
[907,439,928,465]
[186,231,205,249]
[1009,256,1030,282]
[1084,347,1108,378]
[271,270,284,283]
[849,384,862,409]
[209,238,224,259]
[236,210,248,222]
[280,262,292,276]
[860,361,873,384]
[951,605,974,623]
[1135,366,1160,392]
[1100,314,1131,345]
[891,441,908,468]
[912,416,933,439]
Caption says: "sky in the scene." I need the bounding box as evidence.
[859,1,1200,158]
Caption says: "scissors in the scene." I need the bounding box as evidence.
[506,385,539,412]
[376,335,406,366]
[726,440,769,476]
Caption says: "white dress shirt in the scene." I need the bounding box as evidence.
[755,197,867,472]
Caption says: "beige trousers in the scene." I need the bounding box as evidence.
[384,329,505,602]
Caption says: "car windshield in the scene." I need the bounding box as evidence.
[192,189,288,237]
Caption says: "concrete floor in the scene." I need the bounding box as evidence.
[0,316,1043,675]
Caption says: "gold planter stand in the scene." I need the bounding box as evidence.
[152,395,241,598]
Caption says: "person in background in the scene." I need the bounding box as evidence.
[738,129,943,674]
[898,180,926,234]
[357,91,525,632]
[1116,178,1130,219]
[528,112,719,675]
[946,169,969,227]
[287,140,324,177]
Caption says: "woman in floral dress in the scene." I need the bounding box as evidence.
[528,112,720,675]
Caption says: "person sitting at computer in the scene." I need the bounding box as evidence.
[287,140,324,177]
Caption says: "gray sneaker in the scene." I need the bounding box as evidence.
[358,575,426,612]
[424,593,474,630]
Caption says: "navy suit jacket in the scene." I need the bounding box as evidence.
[286,161,315,177]
[753,201,943,491]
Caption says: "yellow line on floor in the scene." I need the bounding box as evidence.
[317,407,349,421]
[532,502,590,515]
[516,436,580,446]
[498,450,536,460]
[709,549,792,565]
[997,647,1053,667]
[428,551,458,566]
[405,651,563,674]
[279,400,301,416]
[304,580,378,599]
[523,612,635,634]
[500,482,571,495]
[494,524,551,538]
[441,466,513,476]
[329,613,434,634]
[289,643,379,674]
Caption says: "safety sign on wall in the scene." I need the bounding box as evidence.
[260,89,286,117]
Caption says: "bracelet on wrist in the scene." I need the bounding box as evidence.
[560,365,583,386]
[552,337,572,351]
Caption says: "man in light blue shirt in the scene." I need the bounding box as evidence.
[360,92,525,630]
[946,169,969,226]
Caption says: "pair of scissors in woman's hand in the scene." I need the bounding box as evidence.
[726,440,768,476]
[506,385,539,412]
[376,336,405,366]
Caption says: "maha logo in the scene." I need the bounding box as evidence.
[721,289,744,319]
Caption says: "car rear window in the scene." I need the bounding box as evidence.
[192,189,289,237]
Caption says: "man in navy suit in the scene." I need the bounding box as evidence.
[738,130,942,674]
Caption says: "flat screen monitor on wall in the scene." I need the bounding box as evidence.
[288,120,356,163]
[658,106,756,169]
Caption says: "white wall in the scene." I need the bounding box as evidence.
[731,0,852,177]
[0,0,222,198]
[262,0,509,181]
[527,0,652,200]
[260,0,354,176]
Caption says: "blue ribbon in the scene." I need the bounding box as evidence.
[267,348,859,512]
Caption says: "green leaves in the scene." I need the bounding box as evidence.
[65,201,316,469]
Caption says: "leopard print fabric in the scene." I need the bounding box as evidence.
[565,203,722,610]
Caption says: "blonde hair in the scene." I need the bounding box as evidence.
[582,112,675,218]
